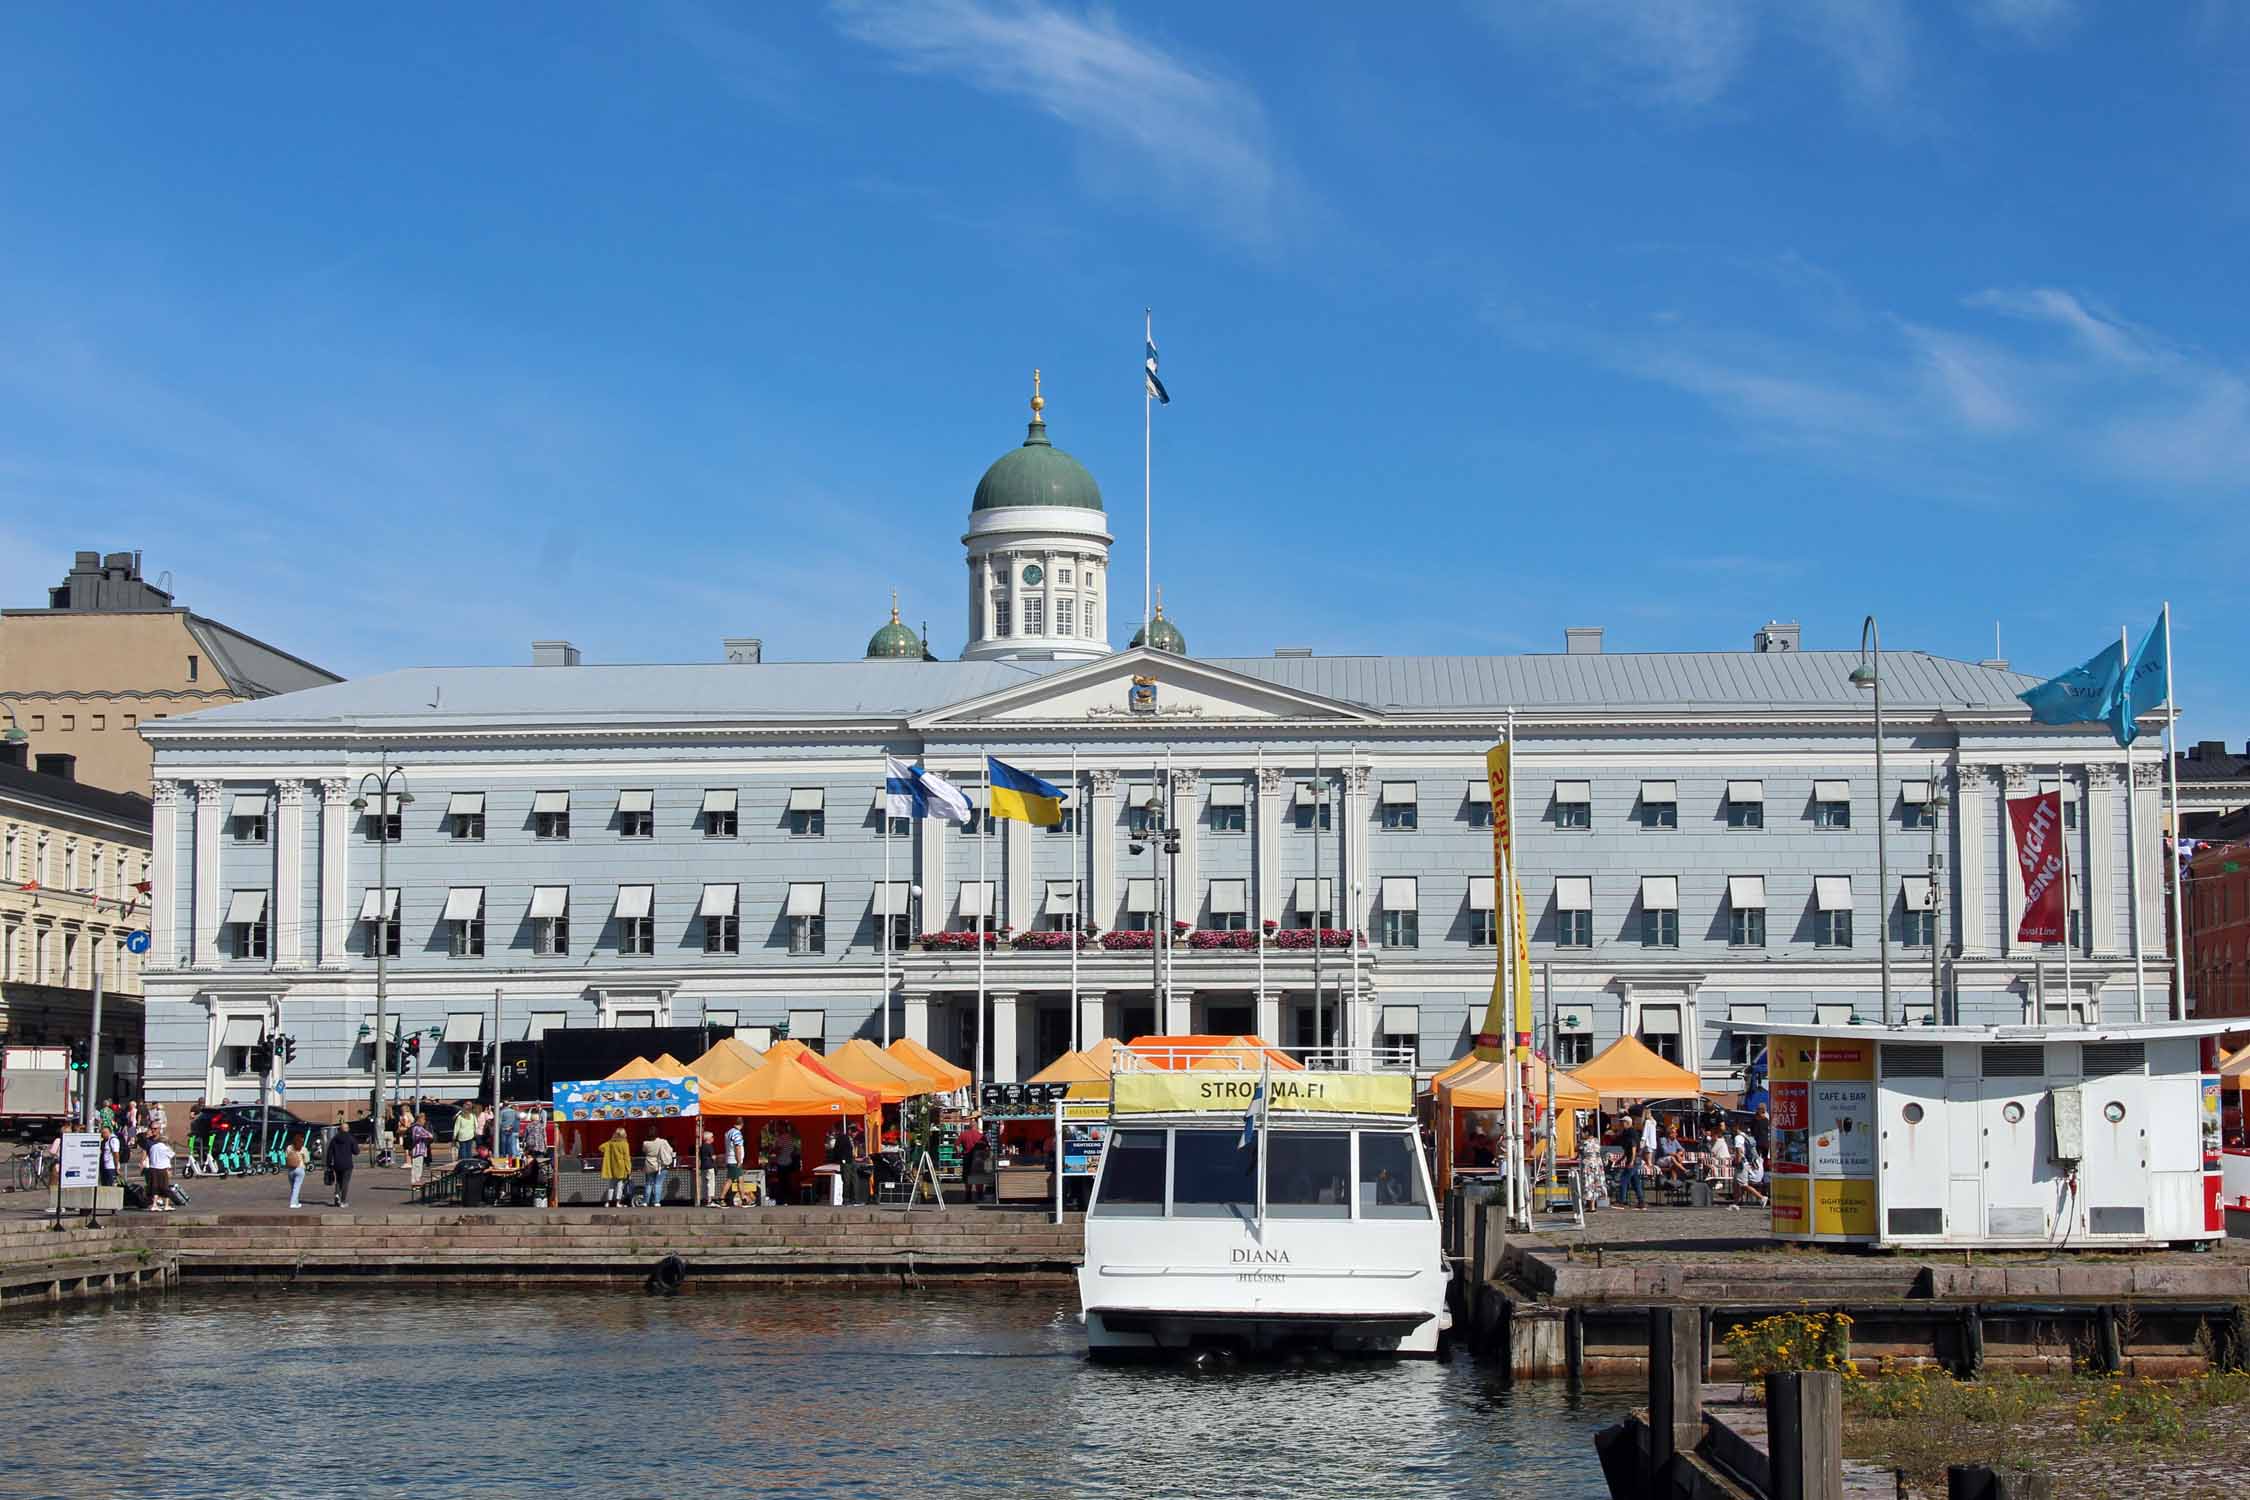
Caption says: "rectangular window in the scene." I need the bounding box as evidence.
[1727,1004,1769,1066]
[1056,598,1074,636]
[1172,1128,1255,1219]
[618,789,655,838]
[445,887,485,958]
[1553,780,1591,829]
[1813,779,1851,828]
[363,792,402,842]
[453,812,484,840]
[1292,878,1333,929]
[1819,910,1854,947]
[1127,783,1157,836]
[1554,876,1594,948]
[705,914,739,954]
[1057,566,1073,585]
[1641,908,1679,947]
[702,789,739,838]
[1728,875,1766,947]
[787,788,825,838]
[1264,1131,1352,1219]
[445,792,485,841]
[1726,780,1764,829]
[1903,909,1936,946]
[1359,1130,1431,1220]
[1380,782,1418,830]
[534,791,570,839]
[617,885,655,956]
[537,915,570,956]
[375,917,401,958]
[1901,779,1936,830]
[786,884,825,953]
[1380,877,1417,948]
[226,891,269,960]
[993,598,1012,637]
[1293,782,1331,831]
[1206,879,1246,932]
[1470,909,1496,946]
[1639,780,1678,830]
[186,654,199,681]
[1555,1032,1594,1067]
[1090,1128,1166,1218]
[1022,596,1045,635]
[1208,783,1247,834]
[1816,875,1853,947]
[233,813,267,843]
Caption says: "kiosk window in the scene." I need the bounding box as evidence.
[1090,1129,1166,1218]
[1358,1131,1431,1219]
[1171,1128,1257,1220]
[1266,1131,1352,1219]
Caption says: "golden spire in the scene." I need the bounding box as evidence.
[890,587,900,624]
[1154,585,1165,619]
[1030,367,1044,419]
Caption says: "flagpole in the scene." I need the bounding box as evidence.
[1312,745,1325,1058]
[1069,744,1080,1054]
[1143,308,1153,644]
[1255,1052,1270,1241]
[883,782,893,1047]
[1256,744,1267,1049]
[1501,714,1520,1228]
[976,749,988,1095]
[2163,603,2186,1020]
[2125,627,2145,1023]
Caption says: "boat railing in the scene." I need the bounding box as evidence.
[1287,1045,1419,1074]
[1105,1044,1419,1075]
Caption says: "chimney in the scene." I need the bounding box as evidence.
[1564,627,1604,656]
[1753,621,1801,654]
[2192,740,2225,762]
[722,637,763,665]
[531,640,581,668]
[34,753,76,782]
[0,741,26,770]
[1273,646,1313,658]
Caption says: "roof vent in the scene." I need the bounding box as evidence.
[34,753,76,782]
[723,637,763,665]
[1564,627,1603,655]
[1754,621,1801,654]
[530,641,581,667]
[1273,646,1313,658]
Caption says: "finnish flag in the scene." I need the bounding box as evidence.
[1144,314,1169,405]
[885,755,971,826]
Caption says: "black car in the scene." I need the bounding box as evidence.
[188,1104,319,1143]
[345,1100,466,1144]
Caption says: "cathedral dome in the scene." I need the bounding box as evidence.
[865,595,926,659]
[971,380,1103,513]
[1128,596,1187,655]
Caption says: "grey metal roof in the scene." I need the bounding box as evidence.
[150,648,2044,733]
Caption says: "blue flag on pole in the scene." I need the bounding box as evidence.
[883,755,971,826]
[1238,1078,1264,1151]
[2106,613,2168,747]
[2017,639,2124,727]
[1144,314,1169,405]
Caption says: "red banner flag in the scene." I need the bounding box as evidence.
[2008,790,2066,944]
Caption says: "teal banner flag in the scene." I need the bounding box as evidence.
[2107,613,2169,747]
[2017,639,2123,727]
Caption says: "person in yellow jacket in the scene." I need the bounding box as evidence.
[599,1127,633,1207]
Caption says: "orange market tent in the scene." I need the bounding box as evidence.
[1434,1057,1598,1191]
[686,1037,767,1089]
[1028,1045,1118,1085]
[1567,1035,1707,1101]
[1428,1052,1490,1089]
[2222,1046,2250,1091]
[607,1054,688,1082]
[822,1038,940,1102]
[1124,1035,1306,1072]
[700,1050,879,1119]
[887,1037,972,1094]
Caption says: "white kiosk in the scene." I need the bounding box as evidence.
[1724,1020,2230,1251]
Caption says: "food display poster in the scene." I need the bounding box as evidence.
[550,1076,702,1121]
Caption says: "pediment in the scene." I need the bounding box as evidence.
[908,649,1382,728]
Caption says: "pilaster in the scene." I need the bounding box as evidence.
[317,778,351,968]
[990,991,1018,1083]
[904,994,931,1049]
[192,781,221,969]
[1954,764,1986,956]
[2086,765,2117,957]
[1089,770,1118,929]
[149,782,180,967]
[1169,767,1200,930]
[1004,816,1031,933]
[2132,759,2166,957]
[1255,765,1286,930]
[919,800,948,933]
[275,781,305,967]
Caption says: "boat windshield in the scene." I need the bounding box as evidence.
[1089,1126,1430,1222]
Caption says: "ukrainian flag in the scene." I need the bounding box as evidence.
[986,757,1067,826]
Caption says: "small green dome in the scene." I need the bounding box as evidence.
[1129,597,1187,655]
[865,595,926,659]
[971,381,1103,513]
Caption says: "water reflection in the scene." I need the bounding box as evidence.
[0,1289,1615,1498]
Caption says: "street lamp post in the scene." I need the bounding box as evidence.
[1849,617,1893,1026]
[351,764,413,1152]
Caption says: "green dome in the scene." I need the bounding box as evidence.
[865,596,926,659]
[1129,601,1187,655]
[971,411,1104,513]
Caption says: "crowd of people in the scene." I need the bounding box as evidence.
[593,1118,897,1207]
[1575,1103,1771,1213]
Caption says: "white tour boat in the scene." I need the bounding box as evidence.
[1077,1052,1450,1359]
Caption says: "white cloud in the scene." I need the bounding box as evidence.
[829,0,1280,243]
[1903,324,2028,431]
[1965,287,2154,366]
[1617,348,1904,441]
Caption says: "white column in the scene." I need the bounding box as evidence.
[1257,990,1282,1043]
[318,777,351,968]
[1346,765,1375,1051]
[1078,994,1105,1048]
[1255,766,1286,930]
[990,991,1018,1082]
[274,781,305,967]
[2000,765,2029,957]
[1089,771,1118,928]
[2133,760,2166,956]
[1169,768,1200,930]
[918,797,948,932]
[1004,816,1032,933]
[150,783,180,967]
[905,993,931,1048]
[2087,764,2118,956]
[192,780,221,968]
[1955,763,1987,956]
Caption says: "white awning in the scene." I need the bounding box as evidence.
[529,885,568,919]
[364,792,401,815]
[2036,777,2079,802]
[357,887,400,921]
[442,887,483,922]
[872,881,911,916]
[229,793,266,819]
[1638,1005,1682,1035]
[787,1008,825,1044]
[785,882,824,917]
[787,788,824,813]
[220,1016,264,1048]
[1814,779,1851,802]
[960,881,994,917]
[1468,876,1496,911]
[612,1011,655,1029]
[1466,780,1492,805]
[871,787,891,811]
[701,788,738,815]
[1208,879,1246,914]
[1294,782,1318,807]
[443,1013,484,1044]
[1381,876,1417,909]
[1554,876,1593,911]
[1046,880,1078,913]
[223,890,268,926]
[1728,876,1766,909]
[1125,878,1157,914]
[1127,784,1156,808]
[1208,783,1247,808]
[1640,780,1677,803]
[615,885,654,919]
[617,789,654,814]
[1815,876,1853,911]
[1903,875,1933,910]
[533,791,569,814]
[1293,877,1333,911]
[1380,781,1417,805]
[1727,779,1764,804]
[1901,780,1931,805]
[525,1010,568,1040]
[447,792,484,816]
[1816,1002,1857,1026]
[699,883,738,918]
[1728,1002,1768,1024]
[1379,1004,1419,1036]
[1640,876,1679,910]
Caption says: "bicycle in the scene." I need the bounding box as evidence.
[8,1148,54,1193]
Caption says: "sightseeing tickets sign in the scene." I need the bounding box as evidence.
[2007,788,2067,945]
[1767,1037,1877,1242]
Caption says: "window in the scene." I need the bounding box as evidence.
[1022,596,1045,635]
[1294,782,1331,831]
[1555,877,1593,948]
[1172,1128,1256,1220]
[875,882,913,951]
[1125,878,1159,932]
[123,713,136,729]
[1637,1005,1684,1064]
[701,789,738,838]
[616,886,655,956]
[1553,780,1591,829]
[618,789,655,838]
[1266,1131,1352,1219]
[1813,780,1851,828]
[531,886,570,955]
[534,791,570,839]
[1056,598,1074,636]
[1208,879,1247,932]
[1045,880,1080,933]
[1639,780,1677,830]
[786,883,825,954]
[447,792,485,841]
[960,881,997,934]
[1048,805,1077,836]
[1359,1131,1431,1219]
[1465,780,1494,829]
[1292,878,1334,929]
[1208,783,1246,833]
[1728,875,1766,947]
[90,714,104,731]
[1057,566,1073,585]
[1469,876,1496,947]
[1380,782,1418,830]
[1902,876,1936,947]
[1816,876,1853,947]
[993,597,1012,637]
[444,887,485,958]
[1090,1128,1166,1217]
[225,890,269,960]
[1726,780,1764,830]
[359,888,400,957]
[1554,1031,1594,1067]
[1380,877,1418,948]
[442,1013,486,1072]
[702,883,740,955]
[186,654,199,681]
[231,794,267,842]
[1127,784,1158,836]
[1640,876,1679,948]
[787,788,825,837]
[1727,1004,1768,1067]
[363,792,402,842]
[1902,779,1936,830]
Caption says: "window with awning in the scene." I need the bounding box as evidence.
[1381,876,1417,909]
[219,1016,264,1048]
[223,890,268,926]
[1468,876,1496,911]
[1813,779,1851,803]
[1728,1002,1768,1024]
[1293,878,1333,911]
[1554,780,1592,803]
[1208,783,1246,808]
[525,1011,568,1040]
[1466,780,1492,805]
[701,789,738,814]
[442,887,483,921]
[1046,881,1078,912]
[1728,876,1767,909]
[785,882,824,917]
[1638,1005,1682,1035]
[615,885,654,919]
[446,792,485,816]
[1901,780,1931,805]
[699,883,738,917]
[1640,876,1679,910]
[960,882,995,917]
[1640,780,1677,804]
[1125,878,1157,914]
[229,793,267,819]
[1554,877,1593,911]
[1208,879,1245,914]
[357,887,400,921]
[1378,1004,1418,1037]
[533,791,569,814]
[787,1009,826,1046]
[1380,782,1417,805]
[443,1013,485,1044]
[1815,876,1853,911]
[529,886,568,918]
[617,789,654,814]
[787,788,825,812]
[871,882,911,915]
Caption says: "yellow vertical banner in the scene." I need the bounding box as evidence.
[1473,742,1534,1060]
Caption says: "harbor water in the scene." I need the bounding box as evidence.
[0,1287,1615,1498]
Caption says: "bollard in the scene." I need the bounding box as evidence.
[1946,1465,2056,1500]
[1765,1369,1842,1500]
[1648,1306,1704,1481]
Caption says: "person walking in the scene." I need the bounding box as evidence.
[284,1134,309,1208]
[325,1124,359,1209]
[1618,1115,1650,1211]
[497,1101,521,1159]
[773,1121,802,1206]
[599,1127,633,1207]
[407,1113,434,1192]
[696,1131,717,1206]
[1732,1126,1768,1207]
[144,1135,176,1212]
[452,1103,478,1166]
[641,1132,677,1208]
[723,1121,746,1206]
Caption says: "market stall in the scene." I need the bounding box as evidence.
[1027,1044,1116,1086]
[1433,1056,1597,1195]
[886,1036,972,1094]
[2221,1045,2249,1211]
[687,1036,768,1089]
[550,1072,702,1206]
[698,1049,881,1205]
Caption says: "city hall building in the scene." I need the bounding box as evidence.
[139,391,2171,1112]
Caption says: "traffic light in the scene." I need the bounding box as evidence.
[404,1034,422,1059]
[278,1034,297,1065]
[67,1040,88,1072]
[248,1040,273,1074]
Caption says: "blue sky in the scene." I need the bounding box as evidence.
[1,3,2244,742]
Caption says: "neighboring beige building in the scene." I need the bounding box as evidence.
[0,740,152,1103]
[0,550,340,795]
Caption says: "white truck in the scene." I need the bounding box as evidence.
[1,1046,75,1138]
